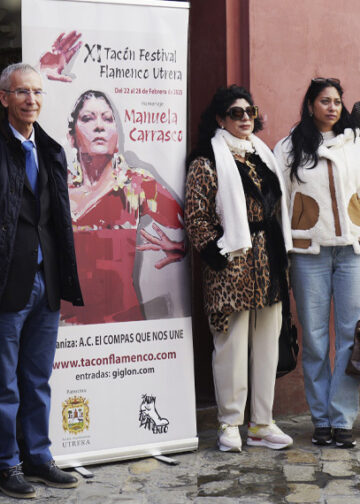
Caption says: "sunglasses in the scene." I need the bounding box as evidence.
[226,105,258,120]
[312,77,340,85]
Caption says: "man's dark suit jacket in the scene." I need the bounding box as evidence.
[0,119,83,311]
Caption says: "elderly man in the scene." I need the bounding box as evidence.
[0,63,83,499]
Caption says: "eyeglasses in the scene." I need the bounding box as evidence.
[311,78,340,85]
[3,89,46,98]
[226,105,258,120]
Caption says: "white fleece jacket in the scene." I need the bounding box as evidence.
[274,128,360,254]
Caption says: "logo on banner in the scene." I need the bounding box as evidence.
[62,396,90,435]
[139,394,169,434]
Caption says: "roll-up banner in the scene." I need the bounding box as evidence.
[22,0,197,467]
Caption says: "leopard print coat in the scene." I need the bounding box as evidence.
[185,153,288,333]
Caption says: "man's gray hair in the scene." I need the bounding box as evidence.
[0,63,41,90]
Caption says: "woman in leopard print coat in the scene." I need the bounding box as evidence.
[185,85,293,452]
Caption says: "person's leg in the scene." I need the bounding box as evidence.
[330,246,360,431]
[246,302,292,450]
[249,302,282,424]
[0,309,28,470]
[290,249,332,428]
[17,271,60,466]
[18,273,77,487]
[0,288,40,498]
[211,311,250,426]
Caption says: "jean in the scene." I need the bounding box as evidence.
[291,246,360,429]
[0,271,60,470]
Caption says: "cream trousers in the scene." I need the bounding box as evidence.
[210,302,282,426]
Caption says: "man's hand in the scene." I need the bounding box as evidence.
[40,31,82,82]
[137,223,186,269]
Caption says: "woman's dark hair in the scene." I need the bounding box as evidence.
[186,84,263,169]
[288,79,356,181]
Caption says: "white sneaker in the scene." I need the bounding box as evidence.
[247,421,293,450]
[218,424,242,452]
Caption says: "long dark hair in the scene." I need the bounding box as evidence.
[186,84,263,169]
[288,79,356,182]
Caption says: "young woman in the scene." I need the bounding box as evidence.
[185,85,293,452]
[274,78,360,448]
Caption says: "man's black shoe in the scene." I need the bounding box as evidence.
[0,464,36,499]
[24,459,79,488]
[311,426,332,445]
[334,428,356,448]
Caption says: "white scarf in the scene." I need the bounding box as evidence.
[211,128,292,258]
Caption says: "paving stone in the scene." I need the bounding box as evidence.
[129,458,160,474]
[322,461,355,477]
[197,460,242,476]
[285,450,318,464]
[197,478,235,495]
[237,497,273,504]
[203,449,244,463]
[285,483,321,503]
[238,471,275,484]
[324,479,358,495]
[194,497,273,504]
[157,473,197,489]
[236,458,278,470]
[193,498,241,503]
[320,448,352,461]
[284,464,316,481]
[232,449,279,470]
[39,492,135,504]
[120,478,146,492]
[355,451,360,463]
[76,482,123,497]
[147,490,194,504]
[326,497,360,504]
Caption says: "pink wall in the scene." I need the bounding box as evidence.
[249,0,360,149]
[248,0,350,415]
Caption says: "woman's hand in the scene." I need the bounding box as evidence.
[137,223,186,269]
[40,31,82,82]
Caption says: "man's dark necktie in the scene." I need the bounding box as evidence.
[22,140,43,264]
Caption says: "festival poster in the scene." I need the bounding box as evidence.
[22,0,196,467]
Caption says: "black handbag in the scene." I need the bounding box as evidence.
[277,290,299,378]
[345,320,360,376]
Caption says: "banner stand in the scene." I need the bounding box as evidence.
[22,0,197,468]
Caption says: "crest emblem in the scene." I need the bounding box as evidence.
[62,396,90,434]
